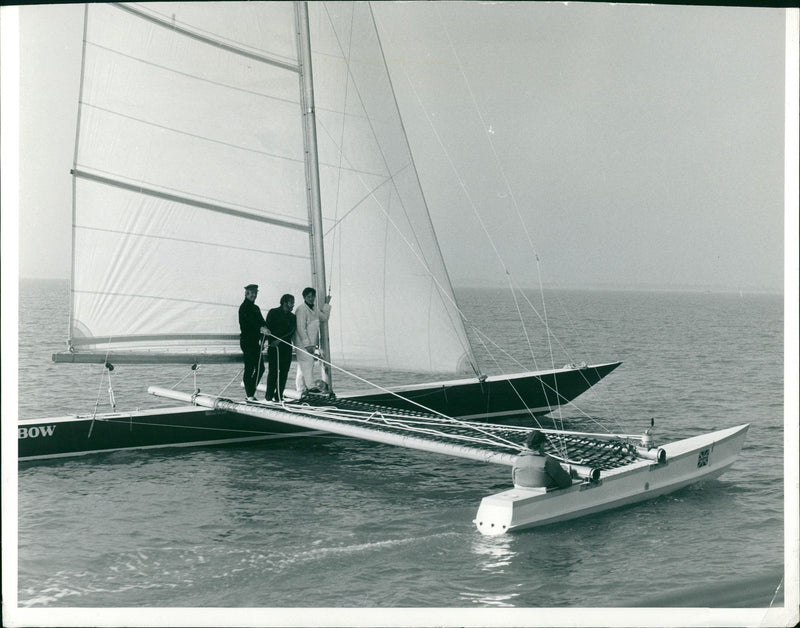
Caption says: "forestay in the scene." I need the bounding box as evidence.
[60,2,475,375]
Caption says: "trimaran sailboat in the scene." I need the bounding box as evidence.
[20,1,618,460]
[19,2,747,534]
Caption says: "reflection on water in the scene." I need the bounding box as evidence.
[460,531,522,606]
[471,533,516,573]
[459,590,520,607]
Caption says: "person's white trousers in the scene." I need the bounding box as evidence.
[295,349,318,393]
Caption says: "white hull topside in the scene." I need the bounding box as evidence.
[475,424,749,535]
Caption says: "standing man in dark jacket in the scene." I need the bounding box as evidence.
[265,294,297,402]
[239,284,268,401]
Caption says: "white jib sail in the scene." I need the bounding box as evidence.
[66,2,475,375]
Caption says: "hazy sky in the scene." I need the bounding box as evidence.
[11,2,792,292]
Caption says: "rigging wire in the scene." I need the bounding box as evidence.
[89,340,116,438]
[280,339,525,450]
[315,3,593,393]
[313,2,481,378]
[305,93,601,432]
[219,367,245,397]
[468,332,549,432]
[320,1,358,306]
[378,44,570,413]
[546,289,627,432]
[429,2,632,454]
[404,5,614,457]
[430,4,547,365]
[468,324,622,435]
[75,3,616,451]
[390,43,567,436]
[312,91,500,380]
[169,366,197,390]
[504,279,562,433]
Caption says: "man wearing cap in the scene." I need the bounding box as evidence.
[239,284,269,401]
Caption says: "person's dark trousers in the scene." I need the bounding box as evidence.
[241,342,265,398]
[266,344,293,401]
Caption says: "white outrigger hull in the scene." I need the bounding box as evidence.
[475,424,748,536]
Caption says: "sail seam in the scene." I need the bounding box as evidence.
[84,41,301,108]
[80,102,304,169]
[114,3,301,73]
[319,165,403,237]
[73,225,311,260]
[72,169,310,232]
[72,288,238,308]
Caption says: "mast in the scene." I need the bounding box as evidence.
[295,1,333,390]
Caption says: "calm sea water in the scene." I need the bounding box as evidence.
[15,279,785,612]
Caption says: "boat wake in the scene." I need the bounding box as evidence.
[265,532,462,571]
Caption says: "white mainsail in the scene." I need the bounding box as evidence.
[62,2,476,375]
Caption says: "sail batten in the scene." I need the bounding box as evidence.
[69,333,239,346]
[53,351,245,365]
[63,2,477,375]
[114,3,301,72]
[72,168,310,232]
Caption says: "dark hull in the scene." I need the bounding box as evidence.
[18,406,320,461]
[345,362,621,420]
[19,362,620,461]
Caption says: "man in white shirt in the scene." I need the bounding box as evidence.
[294,286,332,398]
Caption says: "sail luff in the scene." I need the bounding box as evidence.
[67,5,90,354]
[296,1,333,389]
